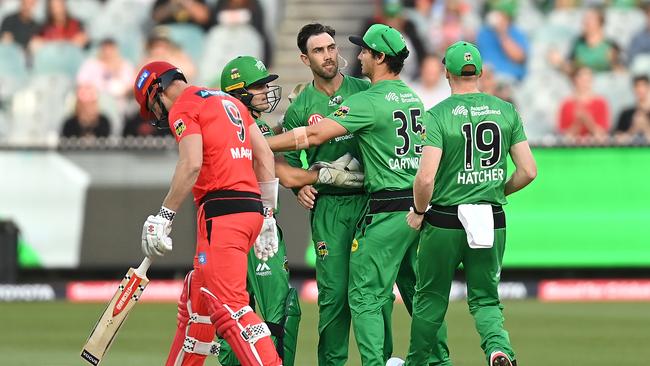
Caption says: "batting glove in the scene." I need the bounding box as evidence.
[141,207,174,257]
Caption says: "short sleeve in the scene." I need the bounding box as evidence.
[168,111,201,143]
[327,94,374,134]
[510,107,528,146]
[423,109,444,149]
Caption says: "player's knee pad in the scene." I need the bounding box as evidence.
[167,271,220,366]
[201,287,281,366]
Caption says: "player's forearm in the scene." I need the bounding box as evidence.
[504,168,535,196]
[162,160,201,211]
[266,127,326,152]
[275,161,317,188]
[413,172,434,213]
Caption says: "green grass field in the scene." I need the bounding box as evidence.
[0,300,647,366]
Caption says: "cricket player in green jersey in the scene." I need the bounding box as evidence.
[394,41,537,366]
[218,55,364,366]
[266,24,451,366]
[282,23,371,366]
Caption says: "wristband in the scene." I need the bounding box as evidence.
[412,206,427,216]
[159,206,176,221]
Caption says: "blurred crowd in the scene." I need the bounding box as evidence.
[355,0,650,144]
[0,0,274,141]
[1,0,650,144]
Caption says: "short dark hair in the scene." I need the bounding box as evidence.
[370,48,410,74]
[297,23,336,54]
[634,74,650,84]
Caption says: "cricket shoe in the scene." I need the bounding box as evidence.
[386,357,405,366]
[490,351,515,366]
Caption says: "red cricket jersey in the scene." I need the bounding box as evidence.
[167,86,260,203]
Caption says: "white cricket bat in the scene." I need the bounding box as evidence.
[80,257,152,365]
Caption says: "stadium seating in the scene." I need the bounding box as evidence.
[32,42,85,79]
[66,0,103,27]
[199,24,263,85]
[165,24,206,64]
[604,7,646,50]
[0,43,28,98]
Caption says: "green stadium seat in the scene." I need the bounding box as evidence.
[165,24,206,64]
[32,42,85,79]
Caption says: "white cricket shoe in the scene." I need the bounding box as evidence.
[386,357,405,366]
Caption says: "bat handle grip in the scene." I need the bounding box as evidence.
[135,257,152,277]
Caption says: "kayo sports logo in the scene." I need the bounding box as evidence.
[136,70,150,90]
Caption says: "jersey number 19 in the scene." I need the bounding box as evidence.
[461,121,501,171]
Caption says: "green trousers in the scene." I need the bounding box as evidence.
[219,227,301,366]
[406,207,515,366]
[311,194,367,366]
[349,195,451,366]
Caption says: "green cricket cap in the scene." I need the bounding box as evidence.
[349,23,407,57]
[442,41,483,76]
[220,55,278,92]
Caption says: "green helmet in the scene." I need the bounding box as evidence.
[220,56,281,113]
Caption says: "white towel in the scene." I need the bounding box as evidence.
[457,204,494,249]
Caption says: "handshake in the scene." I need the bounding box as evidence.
[311,153,364,188]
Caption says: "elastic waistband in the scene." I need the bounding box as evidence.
[424,205,506,230]
[368,189,413,214]
[200,190,263,219]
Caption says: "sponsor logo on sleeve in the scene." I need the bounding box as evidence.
[173,118,186,137]
[308,113,324,126]
[317,241,329,259]
[258,123,271,134]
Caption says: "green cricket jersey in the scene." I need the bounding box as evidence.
[328,79,426,194]
[282,75,369,194]
[424,93,527,206]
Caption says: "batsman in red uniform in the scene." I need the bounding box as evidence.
[133,61,283,366]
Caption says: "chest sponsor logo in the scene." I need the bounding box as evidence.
[256,262,272,276]
[173,118,186,136]
[333,106,349,118]
[385,92,399,103]
[452,105,468,117]
[308,113,324,126]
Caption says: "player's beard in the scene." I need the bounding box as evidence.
[312,59,338,80]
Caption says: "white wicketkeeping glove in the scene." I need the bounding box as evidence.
[255,179,279,261]
[310,153,365,188]
[141,207,175,257]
